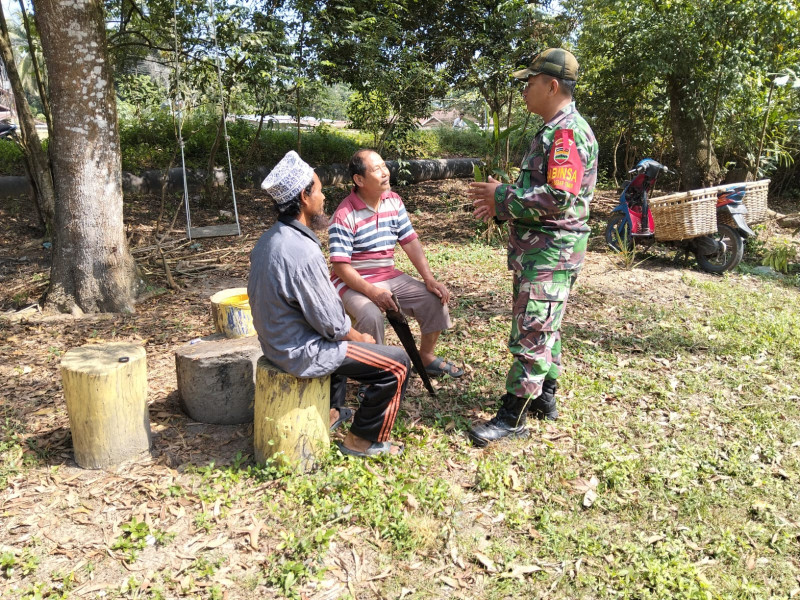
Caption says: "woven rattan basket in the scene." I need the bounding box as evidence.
[650,188,717,241]
[718,178,770,227]
[743,179,770,224]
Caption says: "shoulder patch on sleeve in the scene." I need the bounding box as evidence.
[547,129,583,195]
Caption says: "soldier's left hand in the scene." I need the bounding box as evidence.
[468,177,500,222]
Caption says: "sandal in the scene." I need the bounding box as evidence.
[330,407,354,432]
[355,384,368,404]
[424,357,464,378]
[335,440,404,457]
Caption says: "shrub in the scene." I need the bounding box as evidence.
[0,141,25,176]
[433,126,486,157]
[118,110,368,171]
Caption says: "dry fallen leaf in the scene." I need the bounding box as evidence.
[499,564,542,580]
[507,467,522,491]
[440,575,459,588]
[404,493,420,511]
[474,551,498,573]
[248,517,262,550]
[583,488,598,508]
[568,476,599,494]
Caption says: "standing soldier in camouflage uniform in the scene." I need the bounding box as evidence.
[467,48,598,447]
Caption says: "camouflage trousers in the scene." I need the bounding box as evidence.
[505,269,579,399]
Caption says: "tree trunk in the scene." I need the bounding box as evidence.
[0,4,56,233]
[667,77,721,189]
[204,113,225,198]
[17,0,52,139]
[34,0,137,314]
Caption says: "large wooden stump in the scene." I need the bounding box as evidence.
[175,334,261,424]
[254,357,330,472]
[60,342,151,469]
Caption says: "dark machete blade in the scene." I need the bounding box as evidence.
[385,295,436,397]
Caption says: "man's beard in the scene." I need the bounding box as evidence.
[309,211,329,231]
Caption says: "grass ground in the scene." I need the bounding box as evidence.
[1,180,799,599]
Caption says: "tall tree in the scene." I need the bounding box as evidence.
[34,0,137,313]
[575,0,800,188]
[438,0,566,131]
[0,3,55,232]
[315,0,448,149]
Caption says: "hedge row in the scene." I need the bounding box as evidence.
[0,111,532,176]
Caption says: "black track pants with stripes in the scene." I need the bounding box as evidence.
[330,342,410,443]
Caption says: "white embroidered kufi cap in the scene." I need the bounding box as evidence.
[261,151,315,205]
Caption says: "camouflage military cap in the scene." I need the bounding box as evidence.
[513,48,579,82]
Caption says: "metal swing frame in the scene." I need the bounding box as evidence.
[172,0,241,240]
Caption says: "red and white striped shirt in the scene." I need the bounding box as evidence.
[328,190,418,296]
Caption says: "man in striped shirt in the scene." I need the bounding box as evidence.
[328,149,464,379]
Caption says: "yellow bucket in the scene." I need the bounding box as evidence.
[216,293,256,338]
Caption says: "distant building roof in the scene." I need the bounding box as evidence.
[418,109,477,129]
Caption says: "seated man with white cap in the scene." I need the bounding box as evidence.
[248,151,409,457]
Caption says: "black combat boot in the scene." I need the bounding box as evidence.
[528,379,559,421]
[468,394,531,448]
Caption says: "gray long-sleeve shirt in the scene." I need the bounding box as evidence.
[248,217,351,378]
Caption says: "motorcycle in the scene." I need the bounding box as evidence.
[605,159,754,273]
[0,121,18,141]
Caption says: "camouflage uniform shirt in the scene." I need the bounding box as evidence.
[494,102,599,274]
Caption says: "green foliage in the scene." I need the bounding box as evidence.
[762,239,798,274]
[116,74,167,121]
[575,0,800,184]
[437,0,567,133]
[0,551,15,578]
[316,0,446,146]
[116,110,365,172]
[0,418,41,489]
[115,107,488,173]
[0,549,39,579]
[435,126,489,158]
[306,83,352,120]
[111,517,174,563]
[346,91,391,146]
[0,139,26,176]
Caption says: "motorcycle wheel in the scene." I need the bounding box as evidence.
[605,213,634,252]
[695,224,744,273]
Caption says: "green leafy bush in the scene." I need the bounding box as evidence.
[0,109,497,177]
[118,110,370,171]
[762,239,798,273]
[433,126,486,157]
[0,140,26,176]
[346,90,391,146]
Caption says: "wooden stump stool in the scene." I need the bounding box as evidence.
[254,357,330,472]
[61,342,151,469]
[175,334,261,424]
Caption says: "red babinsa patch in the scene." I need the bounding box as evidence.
[547,129,583,196]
